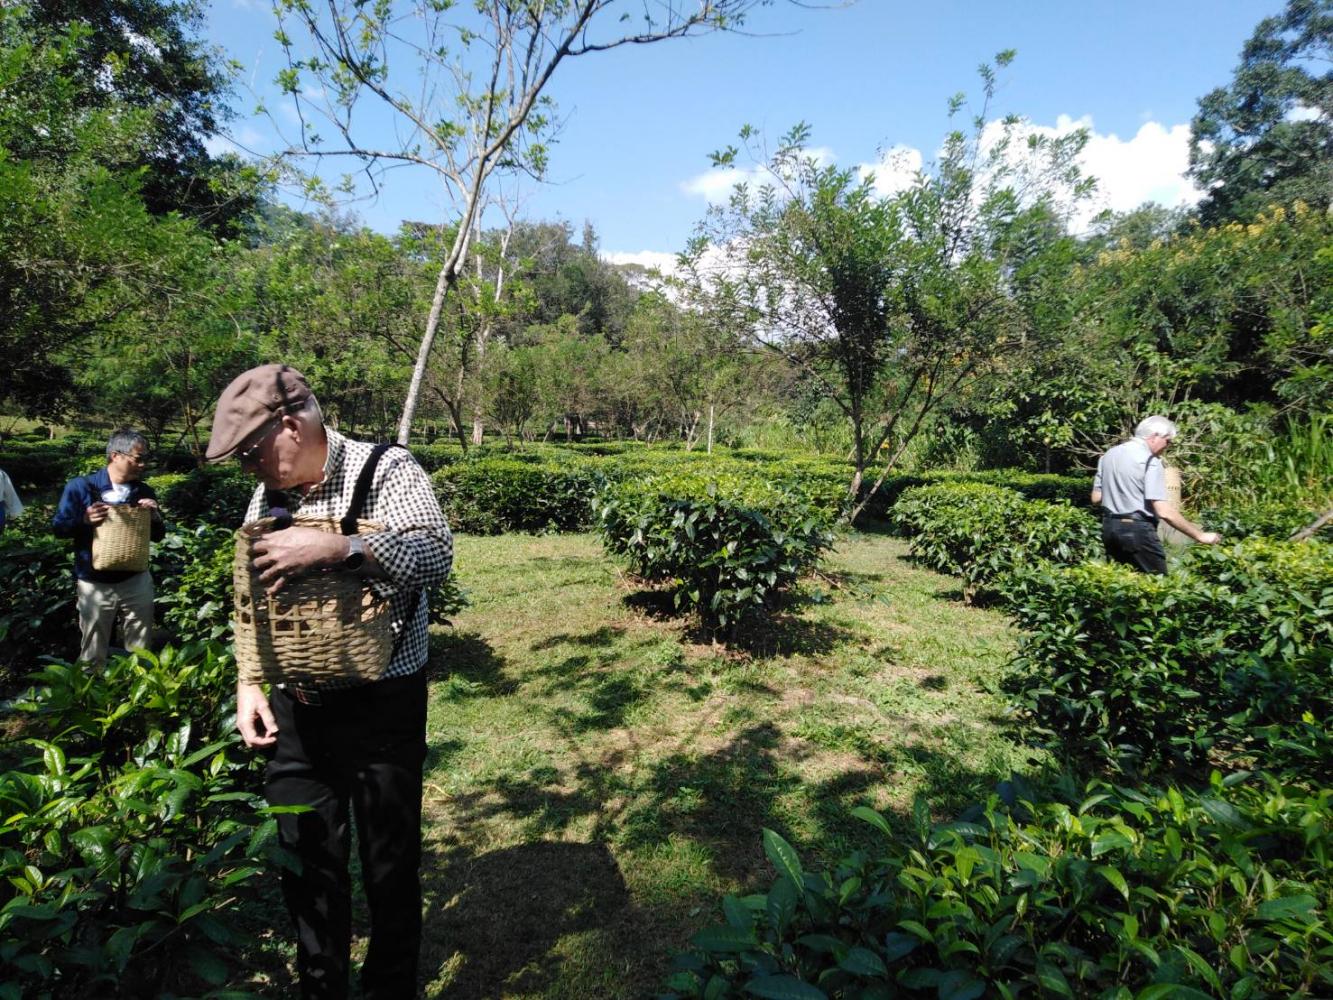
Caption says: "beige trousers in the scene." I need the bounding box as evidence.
[76,572,154,665]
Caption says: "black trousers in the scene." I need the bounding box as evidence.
[267,670,428,1000]
[1102,516,1167,575]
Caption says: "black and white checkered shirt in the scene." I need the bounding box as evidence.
[244,428,453,683]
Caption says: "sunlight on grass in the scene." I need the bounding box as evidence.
[417,529,1039,998]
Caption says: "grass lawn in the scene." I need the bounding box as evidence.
[411,526,1039,999]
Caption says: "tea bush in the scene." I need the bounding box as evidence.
[0,435,99,494]
[1200,499,1331,541]
[431,458,606,533]
[430,448,852,535]
[0,516,77,673]
[0,644,284,997]
[667,773,1333,1000]
[1005,539,1333,776]
[147,466,258,527]
[155,525,238,647]
[878,470,1089,518]
[892,484,1100,603]
[594,472,835,633]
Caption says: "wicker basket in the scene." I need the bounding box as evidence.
[232,516,393,686]
[91,505,151,572]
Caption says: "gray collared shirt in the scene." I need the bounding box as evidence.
[1093,437,1166,517]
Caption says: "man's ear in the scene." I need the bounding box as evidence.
[282,413,302,443]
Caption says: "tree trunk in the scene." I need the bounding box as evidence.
[707,403,715,454]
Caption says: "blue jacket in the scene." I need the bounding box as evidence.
[51,468,166,582]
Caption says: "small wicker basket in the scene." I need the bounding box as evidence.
[92,505,151,572]
[232,516,393,686]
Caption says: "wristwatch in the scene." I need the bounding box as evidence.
[342,535,366,572]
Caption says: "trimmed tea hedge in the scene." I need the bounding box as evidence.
[878,469,1089,518]
[1005,538,1333,777]
[892,483,1100,603]
[667,773,1333,1000]
[594,471,835,632]
[1200,498,1331,541]
[430,448,852,534]
[431,458,606,533]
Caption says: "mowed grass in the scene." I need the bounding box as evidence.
[412,527,1038,999]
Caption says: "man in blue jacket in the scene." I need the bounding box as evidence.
[52,429,166,664]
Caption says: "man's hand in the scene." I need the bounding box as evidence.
[84,502,110,526]
[236,682,278,748]
[137,498,160,512]
[1197,530,1222,545]
[251,525,348,595]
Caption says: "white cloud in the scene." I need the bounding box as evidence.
[602,250,680,276]
[971,113,1204,229]
[1077,117,1203,216]
[204,126,269,157]
[681,166,754,203]
[856,145,923,198]
[680,146,837,205]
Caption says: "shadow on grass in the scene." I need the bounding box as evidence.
[427,629,515,697]
[531,625,625,652]
[419,840,649,999]
[725,614,856,658]
[622,589,678,620]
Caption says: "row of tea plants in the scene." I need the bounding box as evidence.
[667,487,1332,998]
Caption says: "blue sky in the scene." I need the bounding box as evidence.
[206,0,1284,265]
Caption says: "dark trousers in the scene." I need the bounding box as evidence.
[1102,516,1168,575]
[267,671,428,999]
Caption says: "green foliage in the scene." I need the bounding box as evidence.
[878,469,1089,516]
[1202,498,1330,541]
[431,458,605,534]
[891,483,1100,603]
[146,465,257,527]
[154,524,237,646]
[683,58,1093,522]
[0,518,76,674]
[593,472,834,634]
[1004,539,1333,777]
[0,644,282,997]
[0,434,103,494]
[1188,0,1333,225]
[668,775,1333,1000]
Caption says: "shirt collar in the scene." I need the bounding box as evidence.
[298,427,346,503]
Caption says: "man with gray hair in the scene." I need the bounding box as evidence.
[51,429,165,663]
[1091,415,1221,574]
[205,364,453,999]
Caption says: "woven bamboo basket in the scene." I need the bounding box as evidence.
[91,505,151,572]
[232,516,392,686]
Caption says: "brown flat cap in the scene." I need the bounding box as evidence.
[205,364,313,462]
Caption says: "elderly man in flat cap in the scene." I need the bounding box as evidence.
[206,364,452,999]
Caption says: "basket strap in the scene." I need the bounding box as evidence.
[341,442,405,536]
[342,442,425,650]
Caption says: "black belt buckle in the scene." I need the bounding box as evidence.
[287,686,323,707]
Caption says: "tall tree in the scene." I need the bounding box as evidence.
[30,0,258,234]
[0,8,218,419]
[1189,0,1333,224]
[684,56,1092,520]
[265,0,786,444]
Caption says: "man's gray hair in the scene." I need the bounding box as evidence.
[106,428,148,460]
[1134,415,1178,440]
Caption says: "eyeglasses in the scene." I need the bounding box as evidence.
[117,451,150,464]
[237,419,280,466]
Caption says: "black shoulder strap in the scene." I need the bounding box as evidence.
[341,443,406,536]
